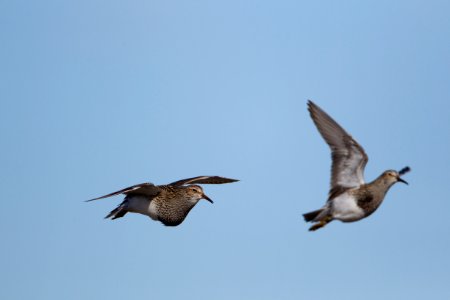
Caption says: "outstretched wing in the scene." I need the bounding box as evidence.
[169,176,239,186]
[86,182,160,201]
[308,100,368,190]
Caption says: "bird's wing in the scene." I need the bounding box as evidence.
[308,100,368,190]
[169,176,239,186]
[86,182,160,201]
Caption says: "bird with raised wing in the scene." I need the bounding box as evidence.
[87,176,239,226]
[303,101,411,231]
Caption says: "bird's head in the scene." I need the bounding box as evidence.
[186,185,213,204]
[382,166,411,185]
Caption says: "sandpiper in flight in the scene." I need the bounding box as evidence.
[87,176,238,226]
[303,100,411,231]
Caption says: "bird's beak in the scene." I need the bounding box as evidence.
[202,193,214,203]
[397,177,408,185]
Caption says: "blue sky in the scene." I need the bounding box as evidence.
[1,1,450,299]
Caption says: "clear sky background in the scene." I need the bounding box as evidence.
[1,1,450,299]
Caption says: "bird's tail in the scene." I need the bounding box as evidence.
[303,209,324,222]
[303,208,333,231]
[105,201,128,220]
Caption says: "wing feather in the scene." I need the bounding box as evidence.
[169,176,239,186]
[308,100,368,190]
[86,182,160,201]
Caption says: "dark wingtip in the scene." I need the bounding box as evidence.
[85,197,102,202]
[214,177,240,184]
[398,166,411,176]
[307,100,322,117]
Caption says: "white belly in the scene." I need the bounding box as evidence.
[331,193,365,222]
[126,196,159,220]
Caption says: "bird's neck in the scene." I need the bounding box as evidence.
[368,175,395,196]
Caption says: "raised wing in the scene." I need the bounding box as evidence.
[86,182,160,201]
[169,176,239,186]
[308,100,368,190]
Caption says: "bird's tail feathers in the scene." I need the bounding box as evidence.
[105,201,128,220]
[303,209,324,222]
[304,207,333,231]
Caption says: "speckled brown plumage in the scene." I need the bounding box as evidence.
[88,176,239,226]
[149,186,198,226]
